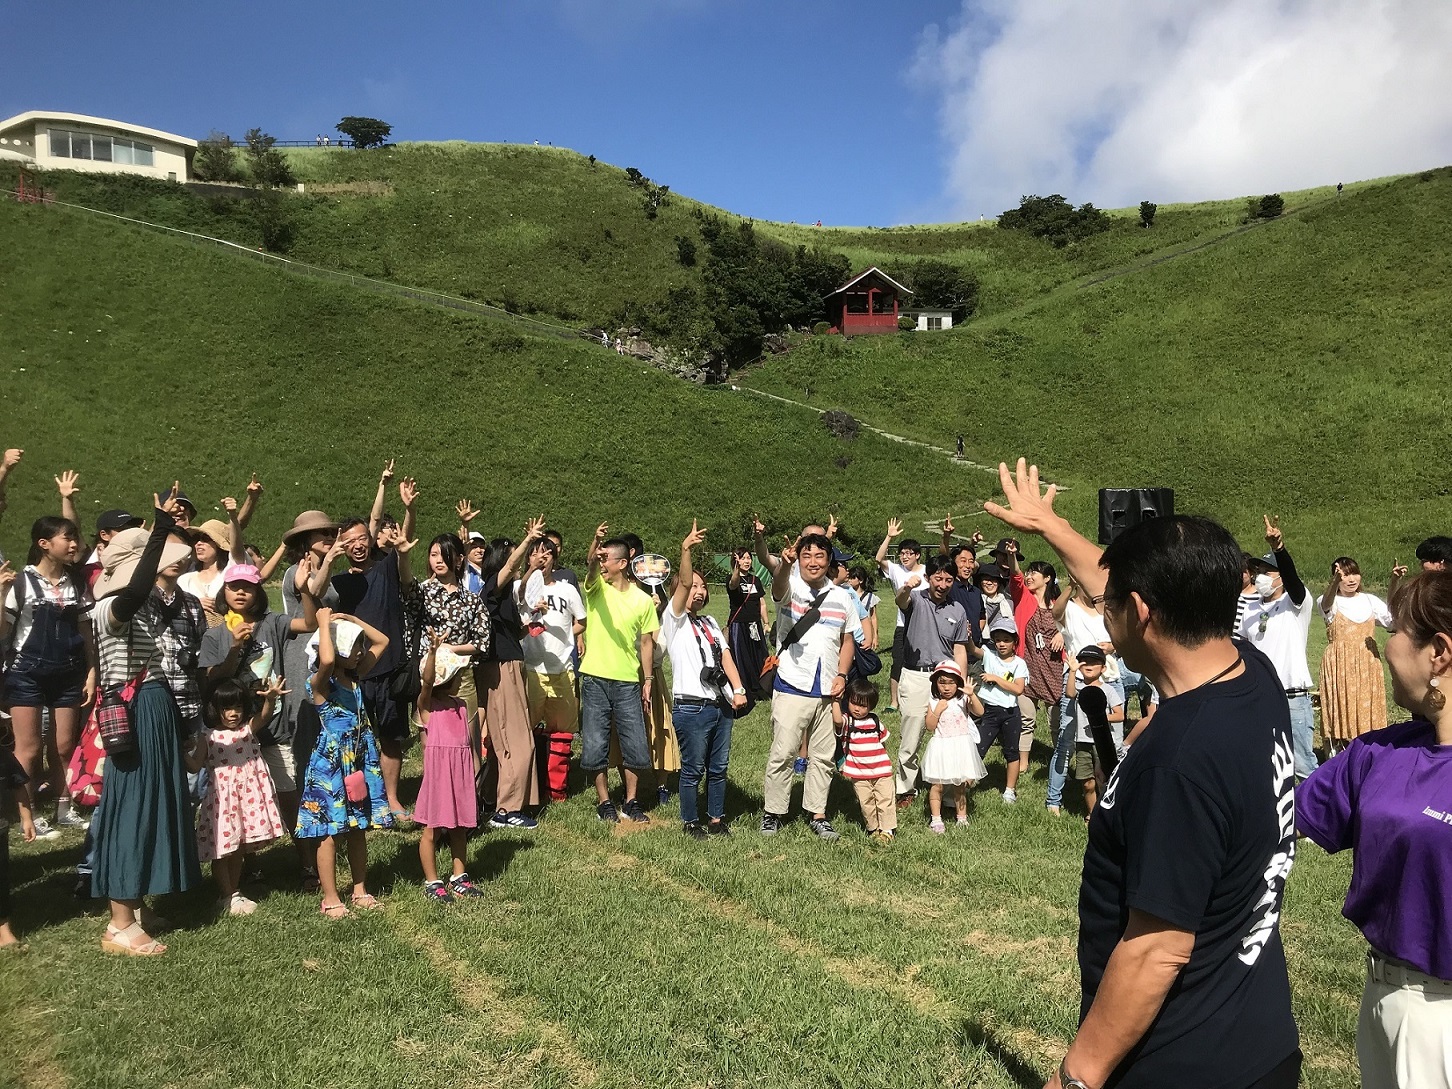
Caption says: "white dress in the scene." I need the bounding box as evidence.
[921,697,988,785]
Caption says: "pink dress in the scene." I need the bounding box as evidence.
[196,727,287,861]
[413,696,478,830]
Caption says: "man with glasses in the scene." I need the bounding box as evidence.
[579,524,658,823]
[987,460,1300,1089]
[1240,515,1318,781]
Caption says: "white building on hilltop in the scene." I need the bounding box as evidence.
[0,110,196,182]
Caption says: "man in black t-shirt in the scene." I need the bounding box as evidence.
[985,459,1299,1089]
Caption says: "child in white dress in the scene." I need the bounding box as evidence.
[921,660,987,833]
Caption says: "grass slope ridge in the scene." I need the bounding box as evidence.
[744,167,1452,575]
[0,198,973,559]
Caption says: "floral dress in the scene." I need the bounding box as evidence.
[196,726,287,861]
[295,677,393,838]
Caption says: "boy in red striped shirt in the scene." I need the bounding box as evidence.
[833,679,896,842]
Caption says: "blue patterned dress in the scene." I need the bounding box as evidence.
[295,677,393,838]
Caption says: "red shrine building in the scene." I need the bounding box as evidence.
[825,267,912,335]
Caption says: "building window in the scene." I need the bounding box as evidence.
[927,315,943,331]
[49,128,155,167]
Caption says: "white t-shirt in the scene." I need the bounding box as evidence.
[1322,592,1393,628]
[3,567,92,655]
[979,654,1029,708]
[660,604,730,701]
[178,569,225,610]
[519,573,585,675]
[1062,599,1111,658]
[1240,590,1314,690]
[773,579,864,694]
[1073,680,1125,743]
[882,561,926,629]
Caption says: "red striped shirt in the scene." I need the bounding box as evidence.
[841,713,892,780]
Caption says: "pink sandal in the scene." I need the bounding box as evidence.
[349,892,381,911]
[319,900,352,919]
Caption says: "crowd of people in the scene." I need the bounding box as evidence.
[1,445,1451,1088]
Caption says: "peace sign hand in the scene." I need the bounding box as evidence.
[154,481,183,518]
[379,458,395,484]
[682,519,707,551]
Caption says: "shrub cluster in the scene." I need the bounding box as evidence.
[998,194,1111,247]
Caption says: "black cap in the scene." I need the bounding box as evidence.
[976,562,1006,581]
[97,509,143,532]
[1076,644,1107,664]
[155,487,195,512]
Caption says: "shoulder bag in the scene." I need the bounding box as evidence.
[759,589,829,690]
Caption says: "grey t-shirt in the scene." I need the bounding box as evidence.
[198,611,293,745]
[900,588,970,671]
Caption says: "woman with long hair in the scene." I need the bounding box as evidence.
[1007,554,1063,790]
[726,547,770,702]
[1298,571,1452,1088]
[0,516,97,837]
[1318,556,1394,753]
[177,503,245,627]
[402,533,491,737]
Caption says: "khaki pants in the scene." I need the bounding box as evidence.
[895,668,933,795]
[852,777,897,834]
[1018,693,1060,763]
[1358,952,1452,1089]
[763,692,835,816]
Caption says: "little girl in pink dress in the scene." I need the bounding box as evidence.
[190,676,288,915]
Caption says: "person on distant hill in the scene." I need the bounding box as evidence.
[1318,557,1393,753]
[1240,516,1317,780]
[875,519,928,713]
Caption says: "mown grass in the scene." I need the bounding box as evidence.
[746,166,1452,577]
[0,591,1364,1089]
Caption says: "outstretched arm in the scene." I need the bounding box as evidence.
[368,459,394,538]
[671,521,707,617]
[984,459,1105,600]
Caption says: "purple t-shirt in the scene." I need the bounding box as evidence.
[1296,718,1452,979]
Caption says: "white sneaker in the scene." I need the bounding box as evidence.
[226,892,258,916]
[54,808,89,830]
[1001,788,1018,805]
[30,816,62,841]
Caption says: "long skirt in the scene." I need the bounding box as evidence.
[1320,614,1388,742]
[729,617,771,699]
[92,681,202,900]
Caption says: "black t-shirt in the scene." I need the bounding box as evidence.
[947,580,984,647]
[482,573,525,663]
[726,573,764,629]
[1077,641,1298,1089]
[331,559,404,679]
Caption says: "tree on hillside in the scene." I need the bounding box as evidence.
[905,259,979,322]
[243,128,295,188]
[1139,200,1157,228]
[998,194,1111,247]
[336,116,392,148]
[1258,193,1284,218]
[194,130,242,183]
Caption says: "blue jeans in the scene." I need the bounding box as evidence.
[1288,694,1318,779]
[580,674,650,771]
[673,700,733,824]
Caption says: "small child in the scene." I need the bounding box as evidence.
[976,615,1030,803]
[833,678,896,843]
[1064,645,1124,815]
[414,632,484,903]
[297,609,394,919]
[921,661,988,832]
[190,676,289,915]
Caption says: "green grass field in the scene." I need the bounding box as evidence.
[1,595,1364,1089]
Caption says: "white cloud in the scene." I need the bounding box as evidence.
[914,0,1452,216]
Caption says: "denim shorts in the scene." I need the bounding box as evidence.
[580,674,650,770]
[1,662,86,708]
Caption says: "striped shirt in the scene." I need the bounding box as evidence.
[94,590,206,721]
[840,713,892,780]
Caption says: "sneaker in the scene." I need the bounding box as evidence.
[30,817,61,842]
[1002,788,1018,805]
[489,810,539,830]
[682,821,708,841]
[621,799,650,824]
[929,818,946,834]
[423,880,453,903]
[657,785,671,805]
[448,874,486,899]
[597,801,620,823]
[760,812,784,836]
[792,757,808,775]
[54,808,89,830]
[706,819,731,836]
[807,817,840,841]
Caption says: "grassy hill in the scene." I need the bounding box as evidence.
[0,195,974,561]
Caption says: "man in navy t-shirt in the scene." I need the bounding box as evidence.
[985,459,1299,1089]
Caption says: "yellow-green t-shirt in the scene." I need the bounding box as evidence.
[580,576,660,682]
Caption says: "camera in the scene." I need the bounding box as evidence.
[700,664,730,691]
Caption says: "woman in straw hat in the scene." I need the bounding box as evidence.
[89,489,205,956]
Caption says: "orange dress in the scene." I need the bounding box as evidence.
[1319,606,1389,743]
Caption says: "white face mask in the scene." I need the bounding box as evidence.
[1254,573,1277,600]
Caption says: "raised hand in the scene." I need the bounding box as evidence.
[983,459,1060,538]
[456,499,478,524]
[221,495,239,517]
[393,535,420,555]
[315,606,334,628]
[826,513,838,538]
[2,449,21,472]
[1263,514,1283,551]
[0,561,14,592]
[55,470,80,498]
[257,676,290,701]
[246,473,264,497]
[154,481,183,518]
[399,477,420,510]
[379,458,395,484]
[523,515,546,541]
[752,514,766,536]
[943,512,955,536]
[682,519,707,551]
[886,517,903,538]
[1391,561,1409,579]
[781,534,801,564]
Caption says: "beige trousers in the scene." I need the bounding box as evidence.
[763,692,835,816]
[852,777,897,834]
[895,668,933,795]
[1358,952,1452,1089]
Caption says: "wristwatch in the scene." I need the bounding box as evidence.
[732,686,746,695]
[1059,1059,1091,1089]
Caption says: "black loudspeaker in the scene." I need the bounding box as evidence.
[1098,488,1175,545]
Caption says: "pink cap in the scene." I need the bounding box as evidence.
[222,563,263,586]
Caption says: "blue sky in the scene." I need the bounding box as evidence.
[4,0,965,225]
[9,2,1451,224]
